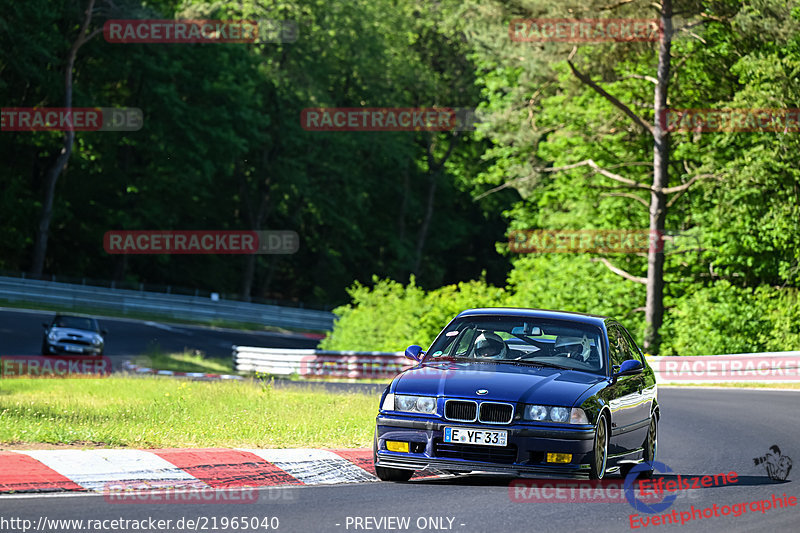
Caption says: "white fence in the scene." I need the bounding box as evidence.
[646,352,800,384]
[233,346,408,378]
[234,346,800,382]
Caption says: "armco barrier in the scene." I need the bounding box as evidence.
[646,352,800,383]
[233,346,410,379]
[0,275,334,331]
[234,347,800,382]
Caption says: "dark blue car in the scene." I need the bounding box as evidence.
[373,308,659,481]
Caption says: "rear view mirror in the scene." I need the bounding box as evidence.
[404,345,425,362]
[512,323,542,336]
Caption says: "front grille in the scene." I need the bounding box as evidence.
[445,400,477,422]
[478,402,514,424]
[434,439,518,464]
[62,339,90,346]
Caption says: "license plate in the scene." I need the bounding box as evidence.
[444,427,507,447]
[64,345,83,353]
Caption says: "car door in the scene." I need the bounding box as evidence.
[620,325,655,432]
[605,324,646,453]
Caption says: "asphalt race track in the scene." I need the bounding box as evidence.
[2,388,798,533]
[0,307,319,366]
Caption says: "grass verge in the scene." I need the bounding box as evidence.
[0,376,378,448]
[131,349,235,374]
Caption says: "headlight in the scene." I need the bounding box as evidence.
[396,395,418,411]
[415,396,436,414]
[48,331,58,341]
[523,405,589,424]
[92,335,103,345]
[525,405,548,421]
[393,395,437,414]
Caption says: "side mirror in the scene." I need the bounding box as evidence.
[613,359,643,378]
[101,329,108,336]
[404,345,425,362]
[42,322,48,328]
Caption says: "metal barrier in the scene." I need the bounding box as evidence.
[233,346,410,379]
[234,346,800,382]
[0,275,334,331]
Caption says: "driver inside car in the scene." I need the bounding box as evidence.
[554,335,594,362]
[474,332,509,359]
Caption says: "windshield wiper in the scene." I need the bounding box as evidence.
[508,359,569,369]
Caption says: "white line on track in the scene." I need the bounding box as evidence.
[238,449,377,485]
[17,450,206,492]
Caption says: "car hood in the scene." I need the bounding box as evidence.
[49,327,97,339]
[394,361,605,407]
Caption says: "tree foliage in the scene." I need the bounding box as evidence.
[2,0,799,356]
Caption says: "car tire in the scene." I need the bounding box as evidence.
[41,342,50,355]
[639,413,658,479]
[373,430,414,482]
[589,412,609,480]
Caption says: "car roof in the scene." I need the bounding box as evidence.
[455,307,610,327]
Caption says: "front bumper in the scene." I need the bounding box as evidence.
[44,342,103,355]
[375,414,595,477]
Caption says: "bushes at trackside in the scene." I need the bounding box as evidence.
[322,271,800,356]
[660,281,800,356]
[319,276,506,352]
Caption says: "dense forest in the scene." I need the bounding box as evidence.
[2,0,799,355]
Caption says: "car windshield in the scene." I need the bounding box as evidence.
[425,316,605,374]
[54,316,99,332]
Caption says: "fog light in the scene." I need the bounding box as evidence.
[386,441,409,453]
[546,453,572,463]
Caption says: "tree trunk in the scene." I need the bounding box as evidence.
[412,177,437,275]
[31,0,98,277]
[644,0,673,354]
[239,151,272,301]
[412,134,460,275]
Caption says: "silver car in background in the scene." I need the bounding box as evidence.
[41,314,106,356]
